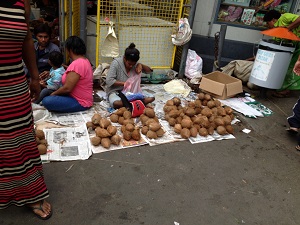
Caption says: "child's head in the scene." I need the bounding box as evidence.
[48,51,63,68]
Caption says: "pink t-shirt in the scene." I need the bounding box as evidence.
[62,58,93,107]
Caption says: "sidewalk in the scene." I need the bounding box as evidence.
[1,88,300,225]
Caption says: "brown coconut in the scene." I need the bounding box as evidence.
[149,122,161,132]
[216,126,227,135]
[146,130,158,139]
[109,114,119,123]
[180,128,191,139]
[37,144,47,155]
[35,129,45,140]
[90,136,101,146]
[141,126,149,135]
[91,113,102,125]
[111,134,121,145]
[99,118,111,129]
[107,125,117,136]
[95,127,111,138]
[172,97,181,106]
[144,108,155,118]
[156,128,165,137]
[101,138,111,149]
[116,107,127,116]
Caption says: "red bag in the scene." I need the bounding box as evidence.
[130,100,146,118]
[117,91,145,118]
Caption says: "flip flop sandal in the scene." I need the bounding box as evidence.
[295,145,300,151]
[286,128,298,134]
[27,200,52,220]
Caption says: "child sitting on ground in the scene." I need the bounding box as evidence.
[34,51,65,104]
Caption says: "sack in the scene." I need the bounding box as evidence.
[117,91,145,117]
[101,21,119,57]
[93,63,110,90]
[185,49,203,79]
[171,18,192,46]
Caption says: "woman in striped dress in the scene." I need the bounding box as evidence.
[0,0,52,220]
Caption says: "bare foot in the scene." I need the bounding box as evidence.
[27,200,52,220]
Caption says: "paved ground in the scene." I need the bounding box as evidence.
[1,88,300,225]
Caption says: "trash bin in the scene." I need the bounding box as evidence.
[249,40,295,89]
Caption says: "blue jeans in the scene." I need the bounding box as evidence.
[34,88,54,104]
[42,95,90,113]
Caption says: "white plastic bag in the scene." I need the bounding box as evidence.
[185,49,203,79]
[171,18,192,46]
[101,21,119,57]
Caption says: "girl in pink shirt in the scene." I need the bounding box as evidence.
[42,36,93,113]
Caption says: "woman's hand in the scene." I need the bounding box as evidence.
[135,63,143,74]
[30,78,41,101]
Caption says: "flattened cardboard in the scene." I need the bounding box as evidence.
[199,71,243,99]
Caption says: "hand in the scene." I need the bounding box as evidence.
[293,59,300,76]
[30,79,41,101]
[39,71,50,80]
[135,63,143,74]
[39,80,46,86]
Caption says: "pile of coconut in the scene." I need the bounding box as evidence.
[35,129,48,155]
[140,108,165,139]
[87,113,122,148]
[164,92,235,139]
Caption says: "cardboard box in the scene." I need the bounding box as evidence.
[199,71,243,99]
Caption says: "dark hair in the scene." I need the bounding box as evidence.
[124,43,140,62]
[263,10,281,22]
[49,51,63,68]
[34,23,52,37]
[65,36,86,55]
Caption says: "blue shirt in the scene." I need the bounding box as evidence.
[46,66,65,90]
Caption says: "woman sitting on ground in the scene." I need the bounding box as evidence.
[42,36,93,113]
[106,43,155,109]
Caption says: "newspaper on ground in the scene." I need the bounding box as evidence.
[40,123,92,161]
[220,97,264,118]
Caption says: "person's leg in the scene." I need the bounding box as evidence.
[142,91,155,105]
[287,98,300,131]
[108,92,123,109]
[42,95,89,113]
[34,88,54,104]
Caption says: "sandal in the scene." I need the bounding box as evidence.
[27,200,52,220]
[286,127,298,135]
[295,145,300,151]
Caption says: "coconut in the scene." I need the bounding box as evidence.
[109,114,119,123]
[90,136,101,146]
[111,134,121,145]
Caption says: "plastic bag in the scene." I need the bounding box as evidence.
[101,21,119,57]
[171,18,192,46]
[185,49,203,79]
[122,72,142,94]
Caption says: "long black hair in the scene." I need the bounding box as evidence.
[124,43,140,62]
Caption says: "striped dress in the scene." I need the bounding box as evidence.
[0,1,49,208]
